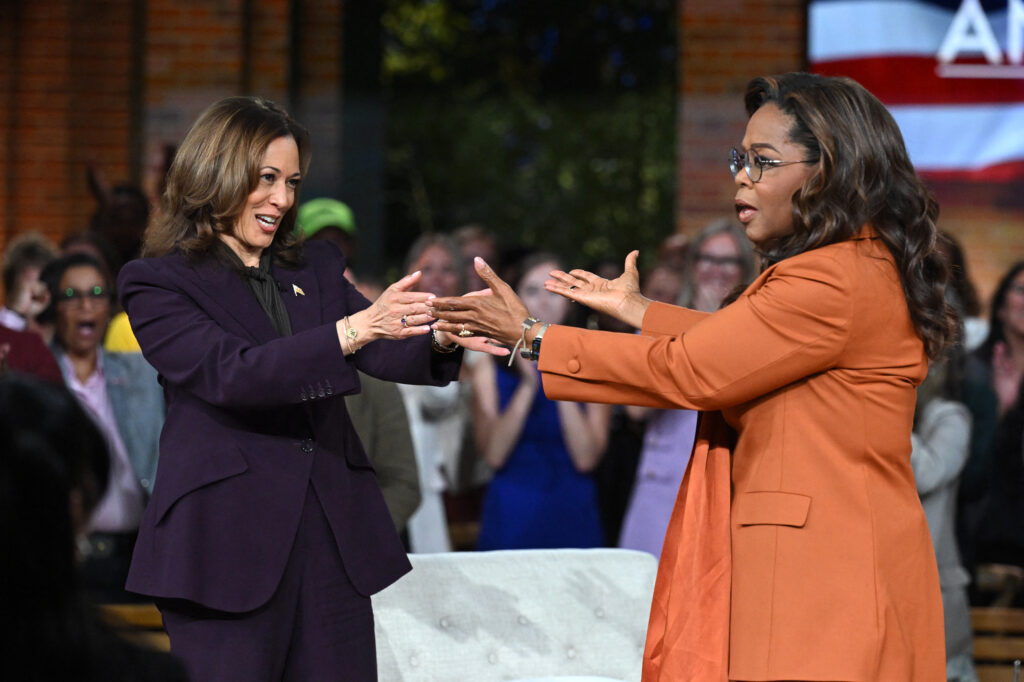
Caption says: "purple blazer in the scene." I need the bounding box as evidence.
[118,241,461,612]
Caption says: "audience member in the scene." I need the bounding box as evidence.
[342,270,422,537]
[910,350,977,682]
[676,218,756,313]
[618,262,693,557]
[397,234,469,552]
[973,372,1024,600]
[61,230,143,354]
[453,223,500,290]
[0,324,63,383]
[0,373,188,681]
[346,372,422,536]
[960,261,1024,574]
[939,230,987,351]
[1,231,58,335]
[87,168,150,273]
[619,220,755,558]
[300,202,424,542]
[972,263,1024,582]
[296,197,357,260]
[39,252,164,601]
[656,232,689,273]
[981,262,1024,418]
[471,253,610,549]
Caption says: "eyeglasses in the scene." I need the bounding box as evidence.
[696,254,743,270]
[729,148,814,183]
[58,285,109,306]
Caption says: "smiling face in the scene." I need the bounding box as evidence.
[733,103,814,246]
[220,135,301,266]
[55,264,110,358]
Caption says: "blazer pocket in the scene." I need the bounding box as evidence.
[152,446,249,524]
[735,490,811,527]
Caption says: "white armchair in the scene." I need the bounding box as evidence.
[372,548,658,682]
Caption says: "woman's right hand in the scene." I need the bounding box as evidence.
[545,250,651,330]
[339,271,436,352]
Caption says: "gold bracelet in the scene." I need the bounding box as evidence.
[431,329,458,353]
[342,316,358,354]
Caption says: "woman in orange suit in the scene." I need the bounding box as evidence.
[430,72,958,681]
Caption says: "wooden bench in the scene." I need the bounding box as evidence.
[972,607,1024,682]
[97,603,170,652]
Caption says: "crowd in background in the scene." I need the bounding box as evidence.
[1,181,1023,681]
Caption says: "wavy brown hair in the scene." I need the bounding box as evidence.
[143,96,311,268]
[745,72,957,359]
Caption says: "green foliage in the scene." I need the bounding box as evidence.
[382,0,676,270]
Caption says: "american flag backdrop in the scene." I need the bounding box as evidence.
[808,0,1024,182]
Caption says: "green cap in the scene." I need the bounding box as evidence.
[296,198,356,238]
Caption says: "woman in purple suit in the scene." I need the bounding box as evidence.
[118,97,499,682]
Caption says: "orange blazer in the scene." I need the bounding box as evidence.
[538,229,945,681]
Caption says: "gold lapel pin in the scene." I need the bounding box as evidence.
[293,284,305,297]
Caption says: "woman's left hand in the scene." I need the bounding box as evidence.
[429,257,529,347]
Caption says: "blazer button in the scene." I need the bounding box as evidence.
[301,438,314,454]
[567,358,581,373]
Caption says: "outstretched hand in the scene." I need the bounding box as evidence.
[429,258,529,348]
[545,250,650,330]
[362,270,437,340]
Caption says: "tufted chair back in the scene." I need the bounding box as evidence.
[372,548,658,682]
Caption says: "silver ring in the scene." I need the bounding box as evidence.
[458,324,472,338]
[401,315,407,327]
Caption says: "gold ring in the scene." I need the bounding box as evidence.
[458,324,472,338]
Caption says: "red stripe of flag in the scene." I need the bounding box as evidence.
[813,56,1024,106]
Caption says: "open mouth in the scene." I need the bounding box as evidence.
[75,320,98,340]
[735,200,756,223]
[256,215,279,232]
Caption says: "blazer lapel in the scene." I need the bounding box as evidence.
[192,258,281,344]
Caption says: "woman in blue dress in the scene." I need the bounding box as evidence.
[470,253,610,549]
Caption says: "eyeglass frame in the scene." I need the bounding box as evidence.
[695,253,743,270]
[57,285,110,306]
[729,147,814,183]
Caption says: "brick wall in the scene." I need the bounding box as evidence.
[676,0,806,236]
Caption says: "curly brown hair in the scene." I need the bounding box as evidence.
[142,96,311,268]
[745,72,957,359]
